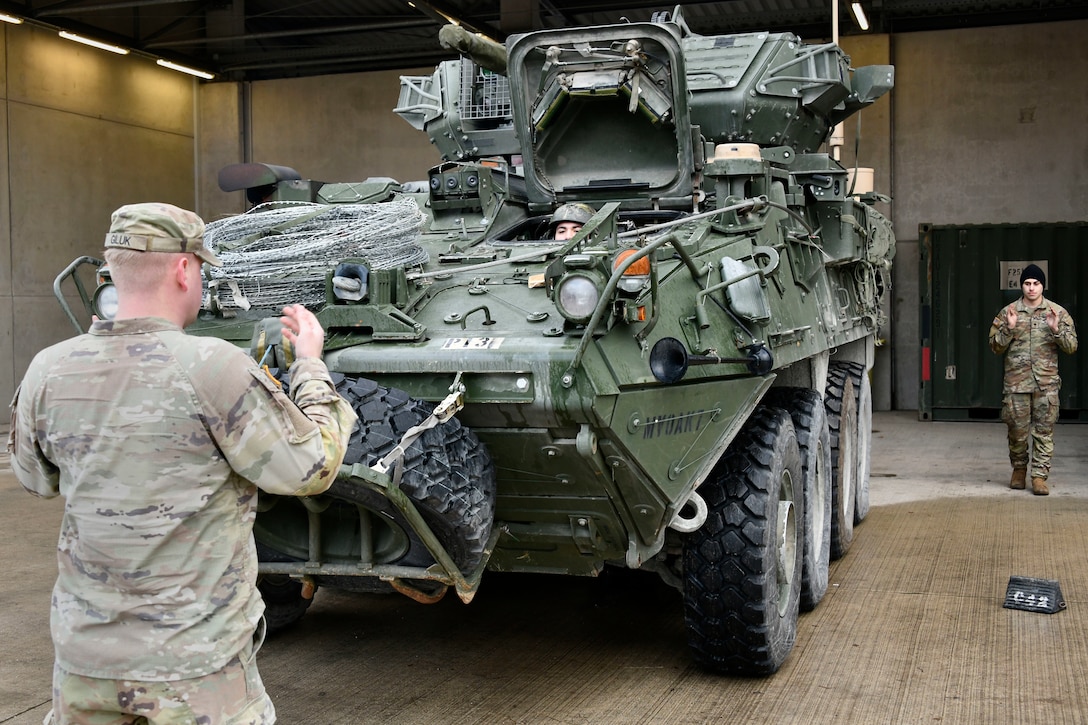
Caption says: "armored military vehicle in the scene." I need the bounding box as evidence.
[56,7,894,674]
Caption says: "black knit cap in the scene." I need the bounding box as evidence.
[1020,264,1046,287]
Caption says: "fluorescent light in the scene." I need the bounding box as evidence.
[0,13,23,24]
[59,31,129,55]
[156,59,215,80]
[850,2,870,31]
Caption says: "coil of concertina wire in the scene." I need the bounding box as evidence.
[203,198,428,311]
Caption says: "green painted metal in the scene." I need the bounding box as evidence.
[54,12,897,589]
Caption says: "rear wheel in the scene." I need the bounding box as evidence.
[764,388,832,611]
[840,362,873,524]
[825,366,857,560]
[683,407,804,675]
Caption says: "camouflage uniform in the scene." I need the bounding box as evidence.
[6,203,358,724]
[989,296,1078,479]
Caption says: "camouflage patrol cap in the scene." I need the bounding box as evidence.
[550,202,596,228]
[104,202,222,267]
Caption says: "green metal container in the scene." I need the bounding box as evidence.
[919,222,1087,421]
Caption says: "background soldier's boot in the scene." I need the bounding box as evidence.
[1010,469,1027,490]
[1032,477,1049,496]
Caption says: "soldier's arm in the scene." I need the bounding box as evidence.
[191,341,357,497]
[1055,310,1078,354]
[988,307,1014,354]
[7,381,61,499]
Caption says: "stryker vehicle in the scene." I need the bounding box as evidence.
[56,7,894,674]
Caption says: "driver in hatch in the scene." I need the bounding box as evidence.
[549,202,596,240]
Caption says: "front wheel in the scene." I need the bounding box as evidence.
[683,406,804,675]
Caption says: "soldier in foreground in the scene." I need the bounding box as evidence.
[989,264,1078,495]
[7,203,357,723]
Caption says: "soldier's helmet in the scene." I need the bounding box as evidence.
[549,203,595,230]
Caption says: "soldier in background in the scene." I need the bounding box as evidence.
[988,263,1078,495]
[7,203,358,723]
[550,202,596,240]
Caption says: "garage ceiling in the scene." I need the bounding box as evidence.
[5,0,1087,81]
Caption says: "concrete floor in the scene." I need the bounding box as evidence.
[3,412,1088,724]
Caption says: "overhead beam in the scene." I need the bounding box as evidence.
[39,0,193,16]
[147,20,435,48]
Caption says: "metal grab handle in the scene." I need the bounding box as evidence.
[53,256,104,334]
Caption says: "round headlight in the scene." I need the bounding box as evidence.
[93,283,119,321]
[556,274,602,323]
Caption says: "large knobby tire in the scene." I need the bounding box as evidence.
[333,377,496,570]
[683,406,804,675]
[253,376,496,629]
[763,388,832,612]
[840,362,873,524]
[825,367,857,560]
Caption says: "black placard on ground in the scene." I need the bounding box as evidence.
[1003,576,1066,614]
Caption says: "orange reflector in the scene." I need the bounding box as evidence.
[614,249,650,275]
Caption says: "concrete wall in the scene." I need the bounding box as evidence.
[889,21,1088,411]
[1,23,195,407]
[838,34,894,411]
[0,29,10,412]
[198,69,441,222]
[3,19,1087,411]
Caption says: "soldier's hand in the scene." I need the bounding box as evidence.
[1006,307,1018,329]
[280,304,326,359]
[1046,308,1059,333]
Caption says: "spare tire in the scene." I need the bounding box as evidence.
[253,375,496,625]
[333,377,496,570]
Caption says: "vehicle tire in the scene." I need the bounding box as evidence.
[334,377,496,568]
[683,406,804,675]
[253,376,496,611]
[840,362,873,524]
[825,366,857,560]
[763,387,832,611]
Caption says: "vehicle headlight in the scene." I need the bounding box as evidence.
[556,273,603,324]
[93,283,119,320]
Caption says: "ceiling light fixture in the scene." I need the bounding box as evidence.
[850,2,871,31]
[0,13,23,24]
[156,59,215,80]
[59,30,129,55]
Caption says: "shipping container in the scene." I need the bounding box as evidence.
[919,222,1086,421]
